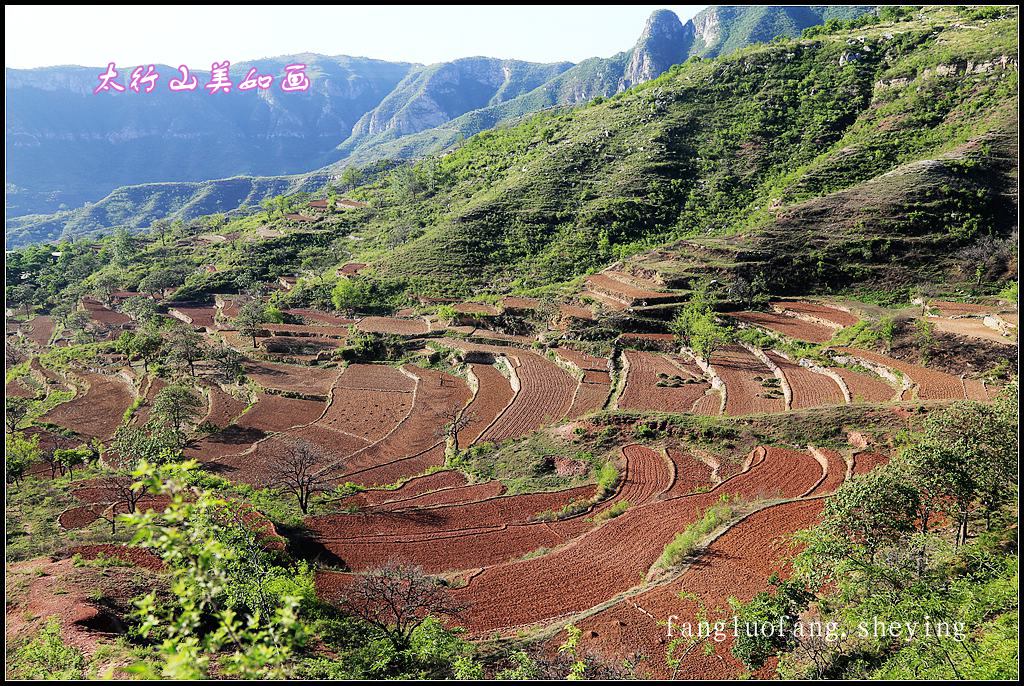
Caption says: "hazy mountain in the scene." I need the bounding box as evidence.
[5,57,415,217]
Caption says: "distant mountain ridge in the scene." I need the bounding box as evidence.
[5,5,876,247]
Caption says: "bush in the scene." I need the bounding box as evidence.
[8,616,85,679]
[655,495,742,570]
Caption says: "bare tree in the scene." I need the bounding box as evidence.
[339,563,465,651]
[433,405,475,452]
[96,472,148,533]
[269,439,333,514]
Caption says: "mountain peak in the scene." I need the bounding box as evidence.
[621,9,693,89]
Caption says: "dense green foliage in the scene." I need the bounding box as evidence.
[730,383,1019,679]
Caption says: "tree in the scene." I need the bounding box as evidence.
[339,166,364,190]
[209,344,245,382]
[7,283,37,317]
[331,277,372,315]
[125,461,308,679]
[111,227,138,266]
[92,271,121,305]
[139,267,186,296]
[234,300,268,348]
[670,283,731,361]
[339,563,465,652]
[118,295,158,325]
[110,424,182,466]
[5,432,40,485]
[130,328,165,372]
[166,325,207,376]
[151,384,206,445]
[150,218,172,246]
[729,274,769,310]
[434,405,475,453]
[269,439,333,514]
[53,446,91,479]
[900,392,1018,547]
[6,396,32,433]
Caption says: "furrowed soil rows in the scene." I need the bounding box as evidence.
[447,345,575,443]
[833,348,966,400]
[554,348,609,372]
[340,471,469,510]
[373,480,505,511]
[663,448,715,498]
[731,311,835,343]
[187,426,267,462]
[618,350,709,413]
[962,377,989,401]
[613,445,674,506]
[710,346,786,416]
[568,379,611,416]
[572,499,825,679]
[320,387,412,443]
[310,485,598,573]
[201,385,249,427]
[23,316,55,346]
[333,367,471,486]
[311,445,706,574]
[235,393,327,432]
[463,363,516,444]
[807,447,848,496]
[132,377,167,425]
[345,445,448,488]
[244,361,339,396]
[689,391,722,416]
[852,451,890,476]
[40,372,135,441]
[356,316,429,336]
[309,485,595,542]
[263,323,348,338]
[322,365,416,441]
[170,305,218,330]
[81,297,132,329]
[772,300,858,328]
[832,367,898,402]
[287,309,357,326]
[335,364,417,392]
[766,351,845,409]
[453,447,822,632]
[210,424,368,487]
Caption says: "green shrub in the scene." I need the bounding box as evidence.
[9,616,85,679]
[655,495,743,570]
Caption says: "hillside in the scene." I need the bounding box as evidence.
[344,6,1017,295]
[4,7,1018,681]
[6,6,877,248]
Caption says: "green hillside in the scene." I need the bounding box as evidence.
[5,6,1018,309]
[343,6,1018,295]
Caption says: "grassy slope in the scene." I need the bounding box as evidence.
[337,6,1016,294]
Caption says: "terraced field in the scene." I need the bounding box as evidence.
[11,290,1013,680]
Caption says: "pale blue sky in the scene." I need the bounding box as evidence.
[5,5,706,69]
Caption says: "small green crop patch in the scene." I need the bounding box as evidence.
[654,495,746,571]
